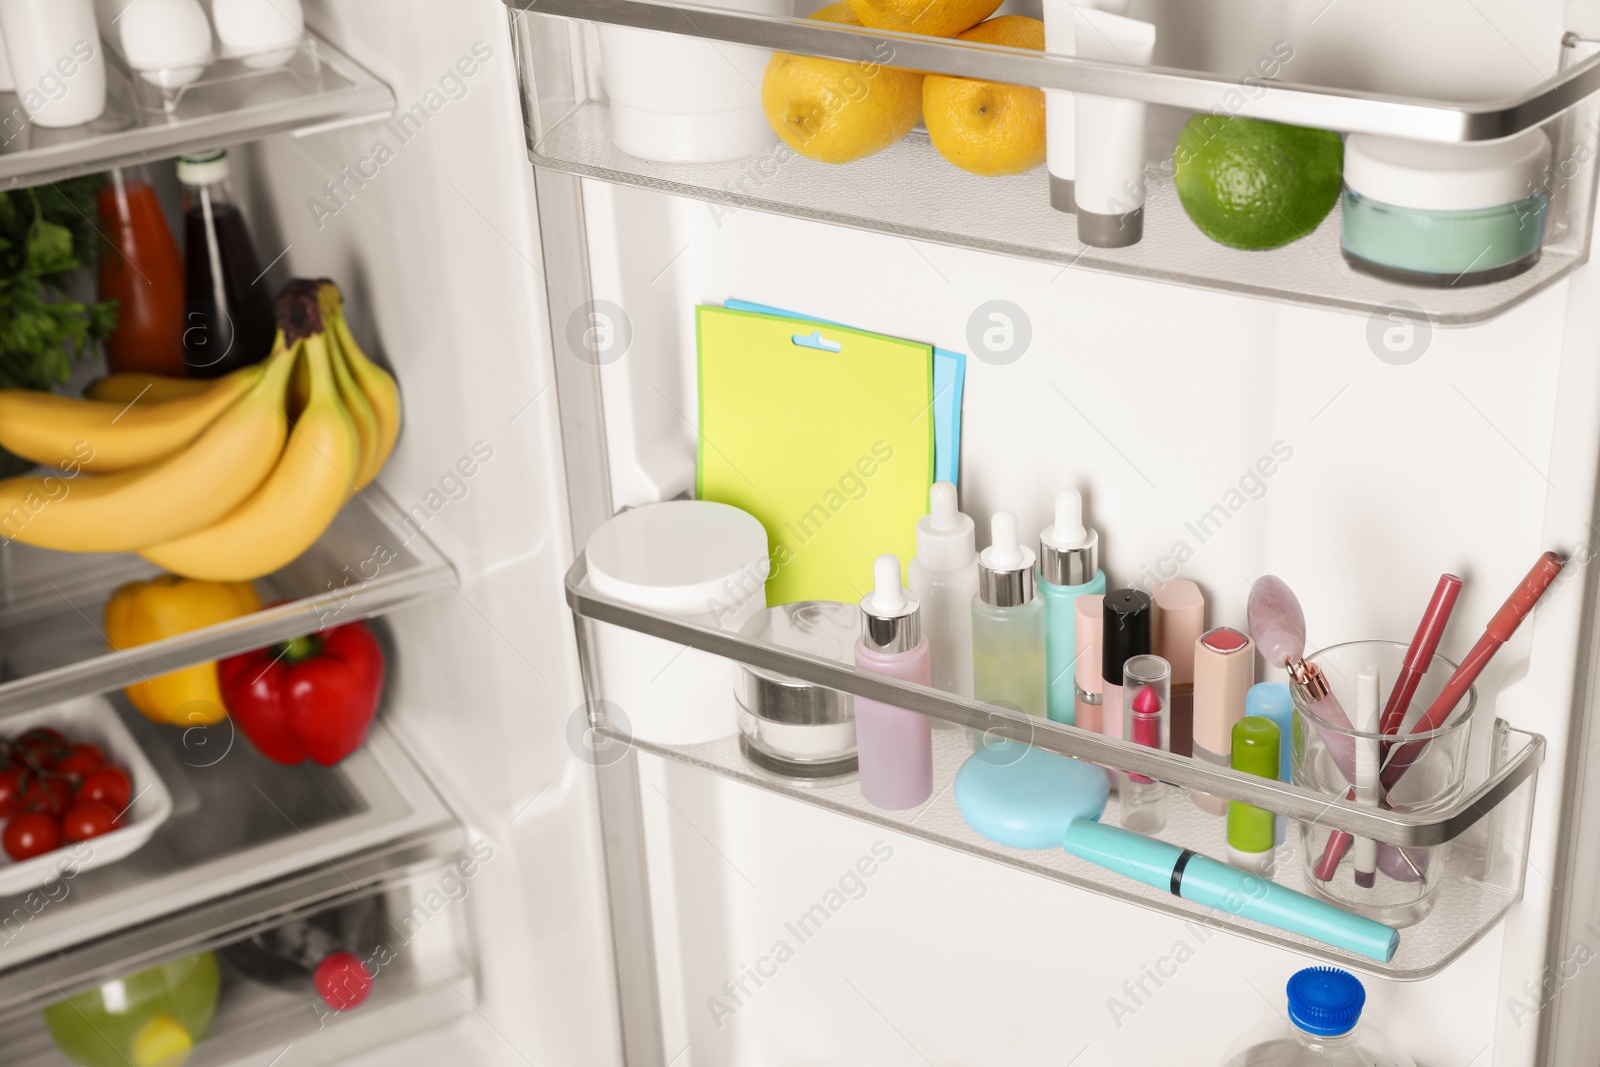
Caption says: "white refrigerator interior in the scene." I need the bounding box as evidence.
[3,0,1600,1064]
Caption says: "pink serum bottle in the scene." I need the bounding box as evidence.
[855,554,933,810]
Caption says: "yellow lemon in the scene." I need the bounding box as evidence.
[847,0,1000,37]
[923,16,1047,177]
[132,1016,194,1067]
[761,3,924,164]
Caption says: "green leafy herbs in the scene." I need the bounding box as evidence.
[0,176,117,392]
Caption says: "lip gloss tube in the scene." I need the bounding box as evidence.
[1074,595,1104,732]
[1121,654,1170,833]
[1191,626,1255,815]
[1151,580,1204,758]
[1353,664,1382,889]
[1226,716,1280,876]
[1245,682,1294,845]
[1101,590,1152,745]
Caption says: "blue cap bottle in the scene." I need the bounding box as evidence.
[1287,967,1365,1036]
[1221,967,1418,1066]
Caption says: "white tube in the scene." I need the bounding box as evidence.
[1354,663,1381,888]
[1072,7,1156,247]
[1042,0,1131,213]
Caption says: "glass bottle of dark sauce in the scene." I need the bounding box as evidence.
[179,150,276,377]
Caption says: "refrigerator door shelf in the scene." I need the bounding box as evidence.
[0,485,454,721]
[509,7,1600,326]
[0,853,476,1066]
[0,28,395,191]
[508,0,1600,143]
[568,555,1542,979]
[567,553,1542,848]
[0,703,463,981]
[604,712,1535,980]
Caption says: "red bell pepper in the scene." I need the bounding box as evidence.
[218,621,385,766]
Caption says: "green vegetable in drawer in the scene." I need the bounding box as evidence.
[42,951,219,1067]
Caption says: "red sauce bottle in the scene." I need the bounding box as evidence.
[97,169,187,376]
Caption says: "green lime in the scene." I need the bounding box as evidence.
[1174,116,1344,250]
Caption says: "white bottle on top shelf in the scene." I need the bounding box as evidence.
[0,0,106,127]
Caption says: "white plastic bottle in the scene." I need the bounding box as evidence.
[0,0,106,128]
[1220,967,1417,1067]
[907,482,976,704]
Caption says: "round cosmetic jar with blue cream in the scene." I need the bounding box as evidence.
[1341,127,1552,287]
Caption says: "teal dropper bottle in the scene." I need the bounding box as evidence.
[1039,489,1106,725]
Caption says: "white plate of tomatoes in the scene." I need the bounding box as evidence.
[0,696,173,894]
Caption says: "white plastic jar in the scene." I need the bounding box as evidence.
[585,501,770,745]
[598,0,789,162]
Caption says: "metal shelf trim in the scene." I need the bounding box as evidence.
[505,0,1600,142]
[566,552,1544,847]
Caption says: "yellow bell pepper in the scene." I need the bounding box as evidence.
[104,576,262,726]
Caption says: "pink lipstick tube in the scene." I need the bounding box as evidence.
[1152,580,1204,758]
[1191,626,1255,816]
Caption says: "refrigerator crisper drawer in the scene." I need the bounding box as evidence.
[566,555,1543,980]
[507,0,1600,326]
[0,694,463,976]
[0,854,479,1067]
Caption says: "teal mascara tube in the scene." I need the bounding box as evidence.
[1062,818,1399,963]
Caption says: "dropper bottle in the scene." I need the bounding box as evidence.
[971,511,1046,750]
[1039,488,1106,725]
[854,554,933,810]
[908,482,977,701]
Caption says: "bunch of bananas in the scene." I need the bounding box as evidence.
[0,279,400,581]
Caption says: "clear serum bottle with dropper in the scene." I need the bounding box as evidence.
[908,482,977,701]
[970,511,1047,750]
[854,554,934,810]
[1039,488,1106,725]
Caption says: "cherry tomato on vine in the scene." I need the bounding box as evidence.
[21,777,70,816]
[53,743,105,778]
[78,767,132,813]
[62,802,116,843]
[4,813,61,861]
[0,766,27,819]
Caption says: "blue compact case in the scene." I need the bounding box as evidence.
[954,741,1110,849]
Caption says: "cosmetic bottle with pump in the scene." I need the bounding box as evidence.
[1101,589,1152,746]
[971,512,1046,749]
[1039,489,1106,725]
[855,555,933,810]
[908,482,977,702]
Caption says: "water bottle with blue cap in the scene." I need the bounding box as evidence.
[1220,967,1416,1066]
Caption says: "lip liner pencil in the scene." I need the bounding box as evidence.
[1312,553,1564,882]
